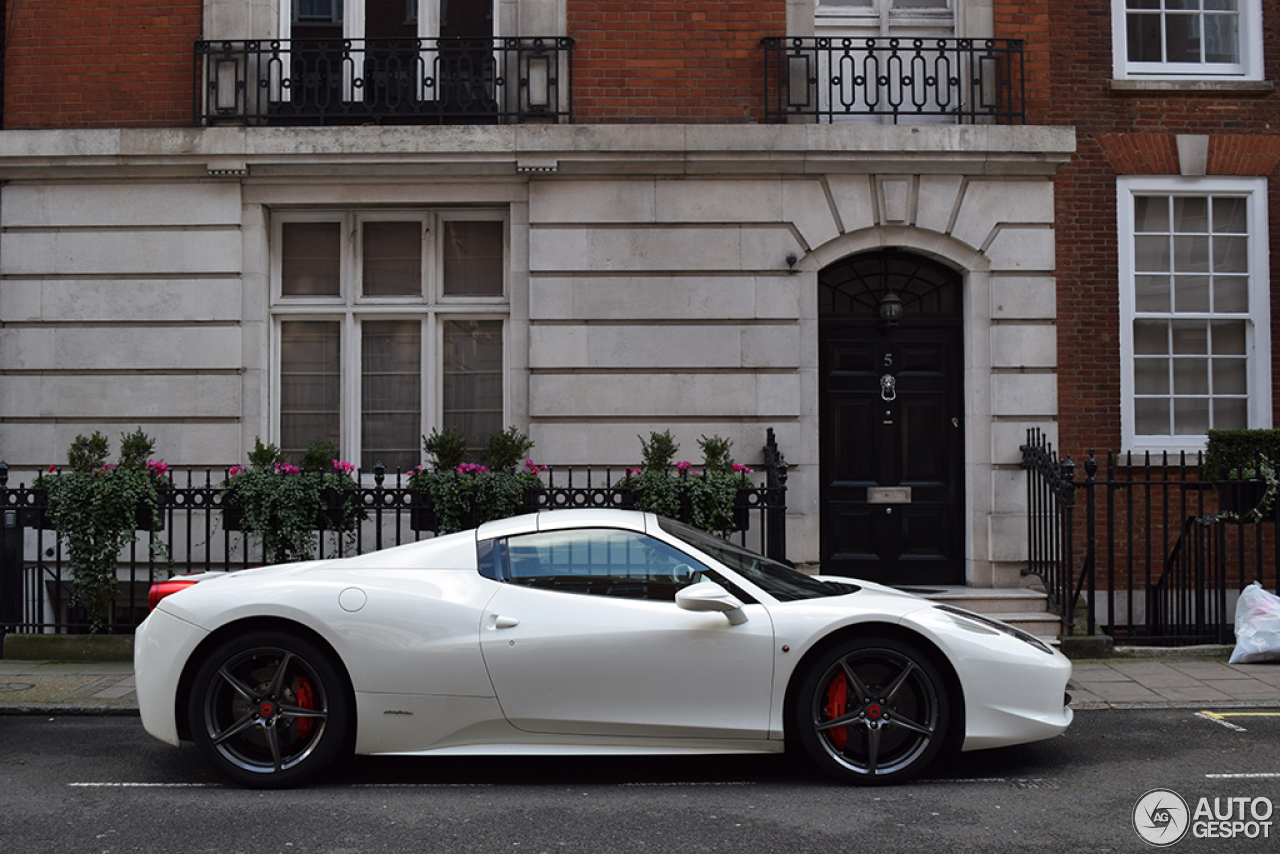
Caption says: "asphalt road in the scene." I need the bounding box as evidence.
[3,708,1280,853]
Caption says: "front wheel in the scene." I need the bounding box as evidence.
[187,630,350,788]
[793,637,949,785]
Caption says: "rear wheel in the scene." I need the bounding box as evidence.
[187,630,350,788]
[794,637,948,785]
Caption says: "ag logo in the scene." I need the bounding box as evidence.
[1134,788,1190,847]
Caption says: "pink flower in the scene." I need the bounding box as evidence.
[333,460,356,476]
[675,461,693,473]
[627,467,643,477]
[274,462,301,476]
[147,459,170,476]
[523,459,545,474]
[456,463,488,475]
[228,465,245,478]
[731,463,755,474]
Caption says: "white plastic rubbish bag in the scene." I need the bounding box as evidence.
[1230,582,1280,664]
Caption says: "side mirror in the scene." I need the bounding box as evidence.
[676,581,749,625]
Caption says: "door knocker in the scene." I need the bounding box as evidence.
[880,373,897,402]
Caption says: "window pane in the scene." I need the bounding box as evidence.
[362,320,421,472]
[1173,397,1209,434]
[1213,397,1248,429]
[1135,358,1170,395]
[1174,197,1209,232]
[1173,358,1209,394]
[1164,12,1204,63]
[1135,398,1170,435]
[1212,358,1247,395]
[1203,12,1239,62]
[1134,235,1170,272]
[1212,235,1248,272]
[1135,320,1169,355]
[1214,276,1248,312]
[1210,320,1246,355]
[1171,320,1208,354]
[1213,197,1247,233]
[1128,12,1164,62]
[1172,235,1210,273]
[443,221,504,296]
[1134,196,1168,232]
[1173,275,1209,312]
[281,320,341,459]
[282,222,341,296]
[1135,275,1170,312]
[363,221,422,297]
[443,319,503,452]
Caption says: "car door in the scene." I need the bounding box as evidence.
[478,527,776,740]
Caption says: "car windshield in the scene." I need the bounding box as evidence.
[659,518,857,601]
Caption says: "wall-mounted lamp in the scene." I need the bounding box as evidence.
[878,290,903,328]
[785,253,798,274]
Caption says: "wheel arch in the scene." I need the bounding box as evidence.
[174,615,357,744]
[782,621,966,754]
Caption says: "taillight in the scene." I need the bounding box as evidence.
[148,577,201,611]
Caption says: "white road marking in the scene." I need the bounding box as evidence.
[1205,772,1280,779]
[69,782,220,788]
[1197,711,1248,732]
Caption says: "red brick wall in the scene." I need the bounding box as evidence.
[4,0,201,129]
[996,0,1280,455]
[567,0,786,123]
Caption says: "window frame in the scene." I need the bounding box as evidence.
[1110,0,1263,81]
[270,209,510,471]
[1117,176,1272,454]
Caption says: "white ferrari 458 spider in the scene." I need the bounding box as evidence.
[135,509,1072,787]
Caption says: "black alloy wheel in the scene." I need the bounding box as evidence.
[188,630,350,788]
[794,636,949,785]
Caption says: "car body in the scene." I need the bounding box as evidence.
[135,509,1072,787]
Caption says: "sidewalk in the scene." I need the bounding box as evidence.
[2,652,1280,715]
[0,659,138,714]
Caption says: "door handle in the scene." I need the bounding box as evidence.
[489,615,520,630]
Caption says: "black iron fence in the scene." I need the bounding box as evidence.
[1022,429,1277,646]
[194,37,573,126]
[762,36,1025,124]
[0,431,788,636]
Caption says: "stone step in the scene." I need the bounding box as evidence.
[899,586,1062,640]
[900,586,1055,615]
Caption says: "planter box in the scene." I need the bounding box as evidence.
[408,485,542,533]
[29,487,166,532]
[1218,480,1277,522]
[221,487,360,532]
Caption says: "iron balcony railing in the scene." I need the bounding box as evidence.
[194,37,573,126]
[762,37,1025,124]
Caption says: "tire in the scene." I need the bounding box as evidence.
[187,630,351,788]
[793,637,949,785]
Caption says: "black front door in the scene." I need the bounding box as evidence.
[819,251,965,586]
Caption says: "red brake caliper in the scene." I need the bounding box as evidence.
[822,672,848,749]
[295,676,316,738]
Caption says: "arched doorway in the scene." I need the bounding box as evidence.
[818,250,965,585]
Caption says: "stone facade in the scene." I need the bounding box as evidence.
[0,123,1073,584]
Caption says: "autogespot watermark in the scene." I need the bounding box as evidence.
[1134,788,1275,846]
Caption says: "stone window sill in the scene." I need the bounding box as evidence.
[1111,79,1275,94]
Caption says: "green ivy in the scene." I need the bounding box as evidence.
[40,430,170,632]
[222,437,363,564]
[409,427,542,534]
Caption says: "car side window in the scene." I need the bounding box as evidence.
[500,529,709,601]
